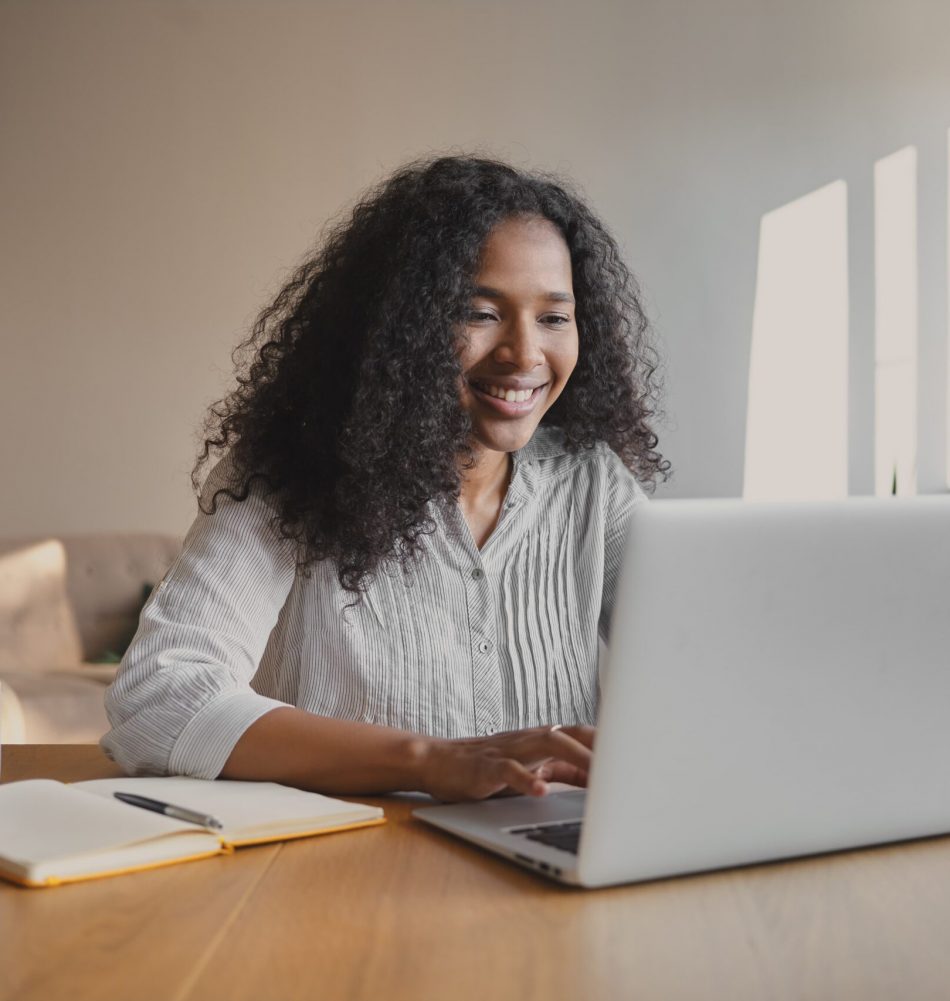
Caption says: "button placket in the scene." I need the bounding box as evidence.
[466,550,501,740]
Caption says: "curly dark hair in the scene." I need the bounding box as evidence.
[195,155,669,594]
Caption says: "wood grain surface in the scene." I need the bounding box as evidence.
[5,745,950,1001]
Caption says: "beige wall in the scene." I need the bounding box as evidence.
[1,0,948,536]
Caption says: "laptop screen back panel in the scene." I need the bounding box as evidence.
[578,497,950,888]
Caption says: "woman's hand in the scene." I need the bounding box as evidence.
[417,724,594,802]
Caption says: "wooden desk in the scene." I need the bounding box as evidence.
[4,746,950,1001]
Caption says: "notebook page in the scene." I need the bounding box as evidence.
[76,777,379,839]
[0,780,199,867]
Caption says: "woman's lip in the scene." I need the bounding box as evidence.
[470,382,547,416]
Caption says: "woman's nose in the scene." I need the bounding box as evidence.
[495,316,545,370]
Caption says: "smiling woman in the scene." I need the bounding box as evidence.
[101,156,669,802]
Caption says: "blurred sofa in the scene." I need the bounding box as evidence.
[0,534,180,744]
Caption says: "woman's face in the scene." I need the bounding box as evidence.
[458,215,579,460]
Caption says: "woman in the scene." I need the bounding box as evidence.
[102,156,668,801]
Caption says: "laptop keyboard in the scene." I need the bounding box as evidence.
[509,820,583,855]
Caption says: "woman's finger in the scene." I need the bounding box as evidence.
[558,724,595,750]
[494,756,548,798]
[535,760,589,787]
[528,727,592,772]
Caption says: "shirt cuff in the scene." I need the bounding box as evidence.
[168,690,289,779]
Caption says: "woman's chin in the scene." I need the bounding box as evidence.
[469,422,539,458]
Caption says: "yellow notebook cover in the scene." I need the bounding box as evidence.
[0,777,385,888]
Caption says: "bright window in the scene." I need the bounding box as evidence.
[743,181,850,501]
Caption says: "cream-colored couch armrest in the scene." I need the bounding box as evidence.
[46,663,120,685]
[0,678,28,744]
[0,669,110,744]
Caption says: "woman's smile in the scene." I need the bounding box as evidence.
[468,379,549,415]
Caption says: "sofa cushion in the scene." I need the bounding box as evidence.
[56,534,180,661]
[0,540,83,672]
[0,533,181,662]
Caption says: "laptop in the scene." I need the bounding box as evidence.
[414,496,950,887]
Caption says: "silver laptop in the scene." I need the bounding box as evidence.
[414,496,950,887]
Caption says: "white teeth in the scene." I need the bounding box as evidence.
[477,384,535,402]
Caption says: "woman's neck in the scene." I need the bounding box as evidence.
[457,447,512,549]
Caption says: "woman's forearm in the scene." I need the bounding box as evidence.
[221,706,595,801]
[219,706,431,794]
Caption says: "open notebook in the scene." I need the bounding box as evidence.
[0,776,385,888]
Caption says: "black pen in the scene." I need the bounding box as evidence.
[114,792,223,830]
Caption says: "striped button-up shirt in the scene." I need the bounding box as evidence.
[101,427,646,778]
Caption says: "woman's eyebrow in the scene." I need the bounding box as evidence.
[473,285,576,305]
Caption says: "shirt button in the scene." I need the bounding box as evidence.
[471,567,484,580]
[484,726,497,736]
[477,639,491,654]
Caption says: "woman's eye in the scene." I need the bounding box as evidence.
[468,310,497,323]
[542,314,571,326]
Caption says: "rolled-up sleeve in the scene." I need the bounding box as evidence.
[101,456,297,778]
